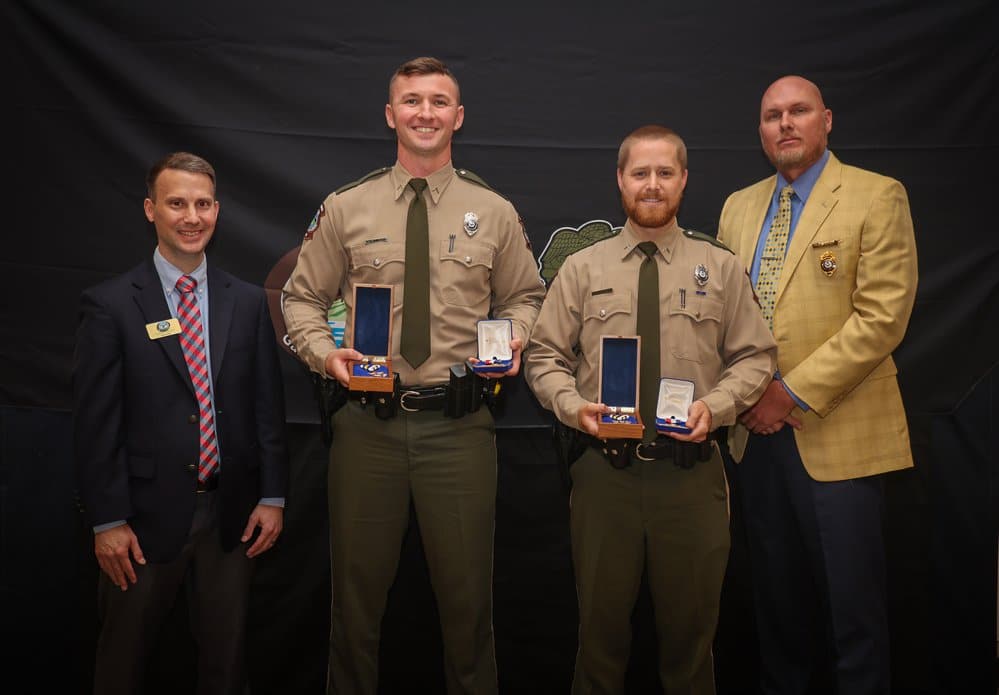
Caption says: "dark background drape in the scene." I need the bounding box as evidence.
[2,1,997,693]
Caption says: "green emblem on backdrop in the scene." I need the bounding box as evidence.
[537,220,622,288]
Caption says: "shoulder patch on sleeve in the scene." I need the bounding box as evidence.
[683,228,733,254]
[335,167,392,195]
[303,203,325,241]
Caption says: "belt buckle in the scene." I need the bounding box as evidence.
[634,441,656,462]
[399,390,420,413]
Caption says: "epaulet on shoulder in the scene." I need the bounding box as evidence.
[454,168,490,189]
[335,167,392,195]
[455,168,508,197]
[683,229,733,254]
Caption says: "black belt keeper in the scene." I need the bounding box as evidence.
[604,439,634,469]
[349,374,400,420]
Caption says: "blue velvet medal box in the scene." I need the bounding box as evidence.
[655,377,694,434]
[471,319,513,374]
[349,284,395,392]
[596,335,644,440]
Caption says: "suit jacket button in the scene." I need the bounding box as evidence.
[188,414,197,424]
[186,463,197,472]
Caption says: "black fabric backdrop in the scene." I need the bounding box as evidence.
[2,1,998,693]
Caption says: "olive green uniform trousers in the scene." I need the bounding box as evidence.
[327,400,498,695]
[570,444,730,695]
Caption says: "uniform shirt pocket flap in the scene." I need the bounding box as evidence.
[668,293,724,323]
[583,293,632,322]
[350,242,405,271]
[439,239,494,269]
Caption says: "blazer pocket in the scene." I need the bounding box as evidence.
[127,455,155,479]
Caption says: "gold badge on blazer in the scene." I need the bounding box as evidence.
[819,251,838,277]
[146,318,181,340]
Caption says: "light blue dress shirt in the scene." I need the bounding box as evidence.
[748,149,831,412]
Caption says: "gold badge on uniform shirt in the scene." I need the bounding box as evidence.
[819,251,838,277]
[463,212,479,236]
[146,318,181,340]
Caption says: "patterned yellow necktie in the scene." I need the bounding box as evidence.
[756,185,794,329]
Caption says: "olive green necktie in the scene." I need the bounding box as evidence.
[636,241,660,442]
[401,178,430,367]
[756,185,794,330]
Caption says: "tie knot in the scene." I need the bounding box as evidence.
[409,178,428,195]
[779,185,794,203]
[637,241,658,260]
[176,275,197,294]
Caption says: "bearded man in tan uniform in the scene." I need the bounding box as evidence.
[282,57,544,695]
[525,125,776,694]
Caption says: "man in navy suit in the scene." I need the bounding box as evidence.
[73,151,288,695]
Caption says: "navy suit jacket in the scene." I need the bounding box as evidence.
[73,258,288,563]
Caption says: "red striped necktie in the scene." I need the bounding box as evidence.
[175,274,219,482]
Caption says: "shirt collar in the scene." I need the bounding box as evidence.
[620,218,682,263]
[776,148,830,203]
[153,247,208,294]
[390,160,454,204]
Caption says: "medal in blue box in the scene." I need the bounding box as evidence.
[596,335,645,440]
[655,377,694,434]
[349,284,395,393]
[470,319,513,374]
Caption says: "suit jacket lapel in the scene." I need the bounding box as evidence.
[746,177,776,256]
[132,260,195,393]
[776,154,842,304]
[207,266,234,381]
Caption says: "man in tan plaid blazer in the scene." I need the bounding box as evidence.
[717,75,917,694]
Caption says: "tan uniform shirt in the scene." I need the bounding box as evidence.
[525,220,776,430]
[283,161,544,385]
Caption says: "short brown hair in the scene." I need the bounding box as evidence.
[388,56,461,103]
[146,152,217,199]
[617,125,688,171]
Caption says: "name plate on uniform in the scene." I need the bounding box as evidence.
[349,284,394,393]
[655,377,694,434]
[596,335,644,440]
[470,319,513,374]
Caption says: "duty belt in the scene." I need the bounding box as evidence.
[350,362,501,420]
[586,434,714,470]
[398,385,448,412]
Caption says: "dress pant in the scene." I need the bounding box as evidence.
[739,427,890,695]
[569,444,730,695]
[93,490,254,695]
[326,401,498,695]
